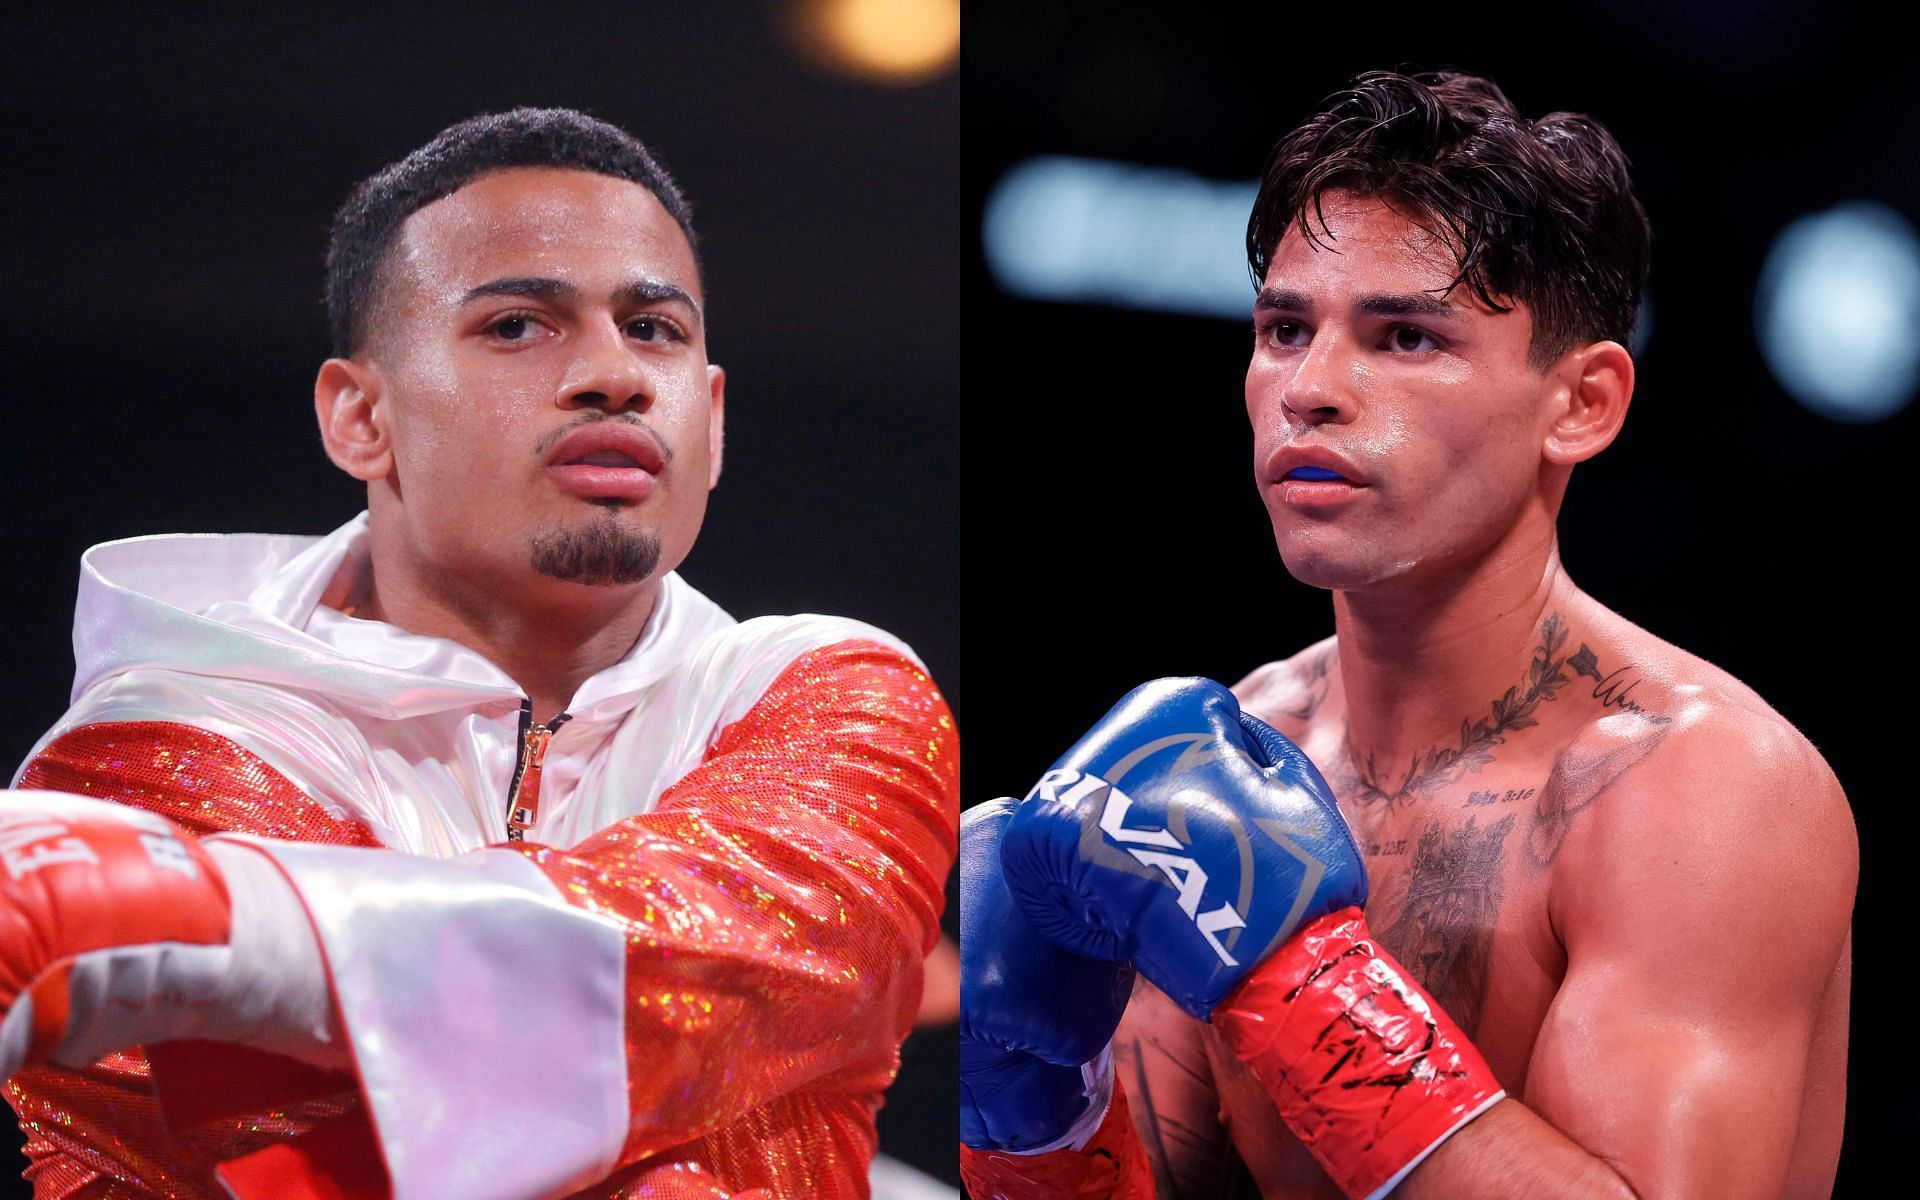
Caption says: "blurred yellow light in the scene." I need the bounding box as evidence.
[789,0,960,85]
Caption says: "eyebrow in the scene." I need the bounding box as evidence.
[460,276,702,322]
[1254,287,1463,320]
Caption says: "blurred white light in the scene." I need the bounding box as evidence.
[1756,201,1920,423]
[982,156,1259,320]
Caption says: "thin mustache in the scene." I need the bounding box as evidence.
[533,413,675,463]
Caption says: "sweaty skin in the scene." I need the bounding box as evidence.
[314,166,727,724]
[1112,194,1856,1200]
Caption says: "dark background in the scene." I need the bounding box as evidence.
[6,0,1914,1192]
[965,0,1909,1192]
[1,3,958,1194]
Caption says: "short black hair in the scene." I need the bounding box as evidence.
[324,107,699,358]
[1247,70,1650,371]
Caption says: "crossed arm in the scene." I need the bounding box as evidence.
[10,639,960,1198]
[1117,715,1856,1199]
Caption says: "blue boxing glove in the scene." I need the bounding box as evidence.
[1000,677,1366,1019]
[960,799,1134,1152]
[1002,679,1509,1200]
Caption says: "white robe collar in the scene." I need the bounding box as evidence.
[72,511,734,722]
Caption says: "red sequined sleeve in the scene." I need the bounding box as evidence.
[509,638,960,1169]
[8,723,380,1200]
[17,721,383,847]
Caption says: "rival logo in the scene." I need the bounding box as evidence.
[1028,768,1248,966]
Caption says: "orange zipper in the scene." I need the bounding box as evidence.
[505,710,570,842]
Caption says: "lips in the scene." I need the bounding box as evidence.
[544,422,668,502]
[1266,446,1367,487]
[546,423,669,474]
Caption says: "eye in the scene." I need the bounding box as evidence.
[484,312,548,343]
[1386,325,1439,353]
[1259,320,1309,348]
[626,317,684,343]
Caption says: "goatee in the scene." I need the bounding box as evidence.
[529,513,660,585]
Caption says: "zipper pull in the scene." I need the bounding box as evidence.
[505,712,571,843]
[506,726,550,842]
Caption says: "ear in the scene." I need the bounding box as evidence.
[314,357,393,481]
[1542,340,1634,466]
[706,363,727,490]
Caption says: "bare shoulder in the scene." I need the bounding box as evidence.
[1547,611,1858,939]
[1525,613,1855,1200]
[1229,634,1339,737]
[1571,612,1850,828]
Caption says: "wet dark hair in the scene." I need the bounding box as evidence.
[1246,70,1650,370]
[325,107,698,358]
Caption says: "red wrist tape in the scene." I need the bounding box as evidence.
[1212,906,1505,1200]
[959,1075,1156,1200]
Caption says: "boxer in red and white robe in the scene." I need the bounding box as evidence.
[6,513,956,1200]
[0,108,958,1200]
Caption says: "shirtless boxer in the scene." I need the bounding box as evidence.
[962,70,1856,1199]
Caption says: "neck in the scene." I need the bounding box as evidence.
[1330,520,1587,798]
[356,542,660,725]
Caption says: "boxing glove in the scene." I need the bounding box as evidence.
[999,676,1366,1017]
[960,798,1131,1152]
[0,790,342,1082]
[1001,679,1504,1200]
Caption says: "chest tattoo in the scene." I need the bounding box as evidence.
[1329,615,1581,810]
[1315,616,1679,1036]
[1376,813,1516,1037]
[1527,725,1673,866]
[1326,614,1672,821]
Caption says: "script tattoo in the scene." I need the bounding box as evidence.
[1526,638,1674,865]
[1567,644,1661,717]
[1465,787,1535,807]
[1334,614,1582,810]
[1331,615,1678,817]
[1379,814,1515,1037]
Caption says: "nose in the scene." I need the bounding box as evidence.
[558,317,652,413]
[1276,325,1359,427]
